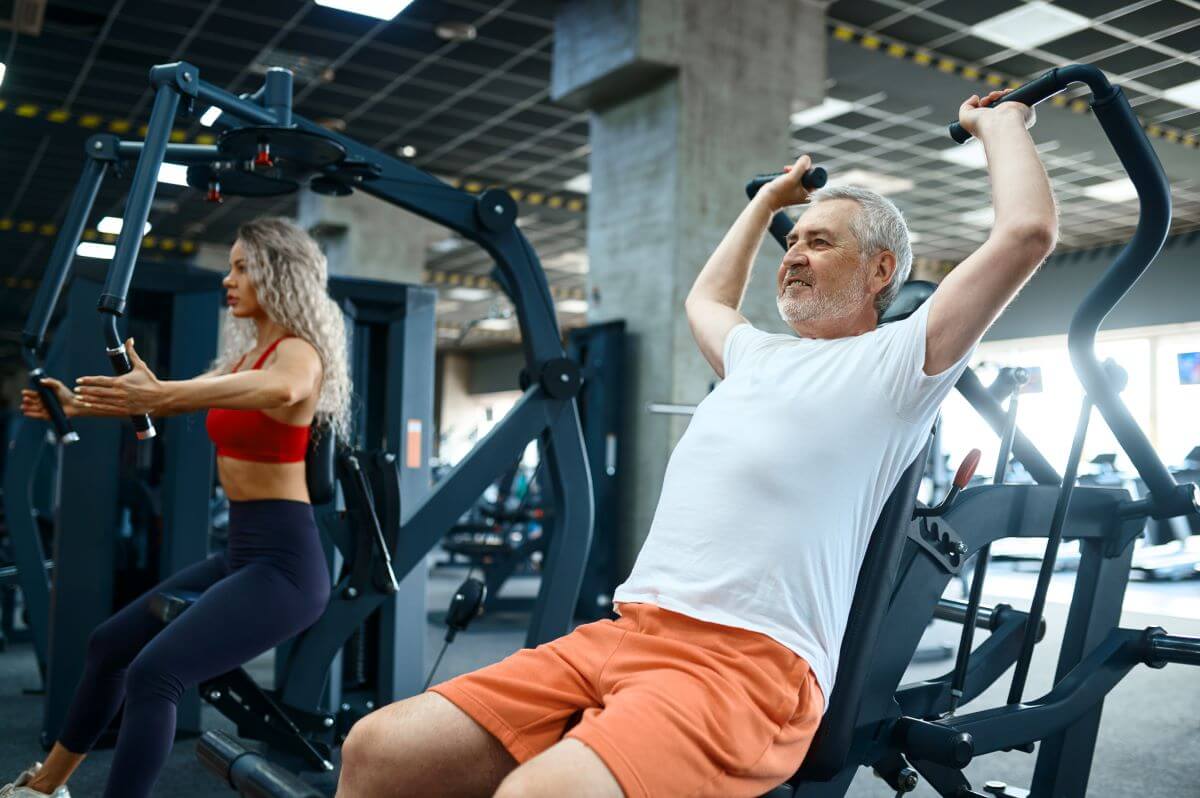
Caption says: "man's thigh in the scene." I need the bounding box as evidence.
[495,739,622,798]
[338,692,516,798]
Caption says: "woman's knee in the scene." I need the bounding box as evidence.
[84,617,131,669]
[124,651,184,704]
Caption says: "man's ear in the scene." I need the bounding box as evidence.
[874,251,897,292]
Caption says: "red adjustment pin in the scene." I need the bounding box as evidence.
[254,140,274,169]
[915,447,983,518]
[954,448,983,489]
[206,179,223,204]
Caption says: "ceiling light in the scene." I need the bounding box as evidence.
[446,287,492,302]
[314,0,414,21]
[971,2,1089,50]
[436,299,462,314]
[908,231,922,244]
[789,97,855,128]
[435,21,477,42]
[959,207,995,227]
[1163,78,1200,110]
[1083,178,1139,203]
[939,139,989,169]
[398,144,417,158]
[557,299,589,314]
[476,317,515,331]
[98,216,151,236]
[430,237,464,254]
[157,163,190,187]
[200,106,223,127]
[76,242,116,260]
[564,173,591,194]
[828,169,914,195]
[0,62,6,89]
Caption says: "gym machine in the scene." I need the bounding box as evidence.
[749,64,1200,798]
[25,59,594,789]
[8,256,223,746]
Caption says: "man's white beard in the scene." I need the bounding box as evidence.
[776,265,869,327]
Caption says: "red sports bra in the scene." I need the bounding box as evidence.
[205,336,311,463]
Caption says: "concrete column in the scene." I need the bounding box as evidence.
[296,188,437,283]
[553,0,827,573]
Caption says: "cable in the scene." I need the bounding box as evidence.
[422,567,485,690]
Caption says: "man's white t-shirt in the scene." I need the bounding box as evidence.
[612,299,974,708]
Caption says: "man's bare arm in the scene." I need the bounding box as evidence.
[926,92,1058,374]
[686,155,813,378]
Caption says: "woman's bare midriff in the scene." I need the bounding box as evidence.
[218,456,310,503]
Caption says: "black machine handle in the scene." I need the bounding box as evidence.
[946,67,1087,144]
[950,64,1197,519]
[102,318,156,441]
[745,167,829,198]
[27,366,79,445]
[745,167,829,251]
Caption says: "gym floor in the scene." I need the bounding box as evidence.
[1,563,1196,797]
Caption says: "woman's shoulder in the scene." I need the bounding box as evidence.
[272,336,322,368]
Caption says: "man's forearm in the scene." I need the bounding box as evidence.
[979,114,1057,237]
[686,195,777,310]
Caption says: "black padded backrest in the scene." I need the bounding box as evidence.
[793,439,932,782]
[880,280,936,325]
[306,424,336,505]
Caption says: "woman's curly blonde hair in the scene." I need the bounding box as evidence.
[211,217,352,442]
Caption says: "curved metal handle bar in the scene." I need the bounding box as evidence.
[950,65,1191,517]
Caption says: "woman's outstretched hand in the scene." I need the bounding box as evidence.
[74,338,167,416]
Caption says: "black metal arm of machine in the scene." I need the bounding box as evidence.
[946,64,1199,521]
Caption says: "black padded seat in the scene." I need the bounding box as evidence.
[148,589,202,624]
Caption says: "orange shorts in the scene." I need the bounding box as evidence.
[429,602,824,798]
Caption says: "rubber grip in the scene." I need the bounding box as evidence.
[948,68,1065,143]
[954,448,982,489]
[106,345,157,440]
[30,369,79,444]
[745,166,829,200]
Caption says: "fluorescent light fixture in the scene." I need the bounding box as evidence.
[446,287,492,302]
[557,299,589,314]
[97,216,151,236]
[0,62,6,89]
[1163,78,1200,110]
[76,242,116,260]
[157,163,190,187]
[971,2,1089,51]
[940,139,989,169]
[314,0,414,21]
[436,299,462,314]
[959,207,995,227]
[200,106,223,127]
[476,317,515,331]
[789,97,855,128]
[908,231,922,244]
[430,237,464,254]
[828,168,914,195]
[543,251,588,274]
[564,173,591,194]
[1083,178,1139,203]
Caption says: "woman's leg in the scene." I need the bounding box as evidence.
[24,554,230,794]
[101,559,327,798]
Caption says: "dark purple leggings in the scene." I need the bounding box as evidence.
[57,499,330,798]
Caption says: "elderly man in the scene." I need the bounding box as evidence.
[335,88,1056,798]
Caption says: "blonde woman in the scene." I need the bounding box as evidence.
[8,218,351,798]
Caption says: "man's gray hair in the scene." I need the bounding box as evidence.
[809,185,913,318]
